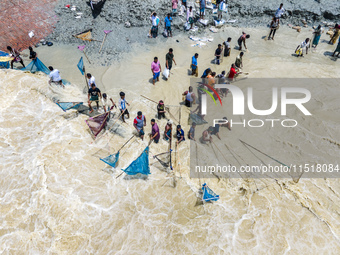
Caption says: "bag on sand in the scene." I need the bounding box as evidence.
[163,68,170,79]
[184,22,191,31]
[163,29,168,37]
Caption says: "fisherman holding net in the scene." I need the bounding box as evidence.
[88,83,102,113]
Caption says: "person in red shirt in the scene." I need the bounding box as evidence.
[228,64,238,81]
[133,111,146,140]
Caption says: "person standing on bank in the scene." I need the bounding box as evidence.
[150,12,160,38]
[165,48,177,80]
[191,53,199,77]
[164,13,173,37]
[268,16,279,40]
[151,57,162,85]
[87,73,96,88]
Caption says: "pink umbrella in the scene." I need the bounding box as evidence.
[78,45,91,64]
[99,30,112,53]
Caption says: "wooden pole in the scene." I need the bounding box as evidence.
[140,94,179,123]
[99,34,107,53]
[83,51,91,64]
[117,135,134,153]
[82,63,89,93]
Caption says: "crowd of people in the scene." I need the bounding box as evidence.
[3,1,340,148]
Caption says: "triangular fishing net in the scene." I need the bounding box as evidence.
[85,112,110,137]
[77,57,85,75]
[202,183,220,202]
[73,29,93,41]
[100,151,120,168]
[123,146,150,175]
[0,51,10,69]
[56,102,83,112]
[22,58,50,74]
[189,113,208,125]
[154,152,170,168]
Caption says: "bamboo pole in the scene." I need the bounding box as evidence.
[99,34,107,53]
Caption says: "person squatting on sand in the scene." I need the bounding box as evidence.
[48,66,63,87]
[183,86,196,107]
[88,84,102,113]
[134,111,146,140]
[295,38,310,57]
[235,52,244,69]
[200,126,213,144]
[151,57,162,85]
[7,46,25,69]
[118,92,130,122]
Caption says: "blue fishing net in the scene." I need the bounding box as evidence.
[123,146,150,175]
[56,102,83,112]
[202,183,219,202]
[77,57,85,75]
[100,152,120,168]
[0,51,10,69]
[22,58,50,74]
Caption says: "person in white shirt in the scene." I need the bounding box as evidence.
[118,92,130,123]
[48,66,63,87]
[275,3,285,19]
[295,38,310,57]
[101,93,116,112]
[187,6,194,29]
[150,12,160,38]
[87,73,96,88]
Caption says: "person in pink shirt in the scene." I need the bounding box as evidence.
[172,0,178,16]
[151,57,162,85]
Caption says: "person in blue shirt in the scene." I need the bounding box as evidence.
[191,53,199,77]
[176,125,185,144]
[182,0,187,8]
[164,13,173,37]
[199,0,206,20]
